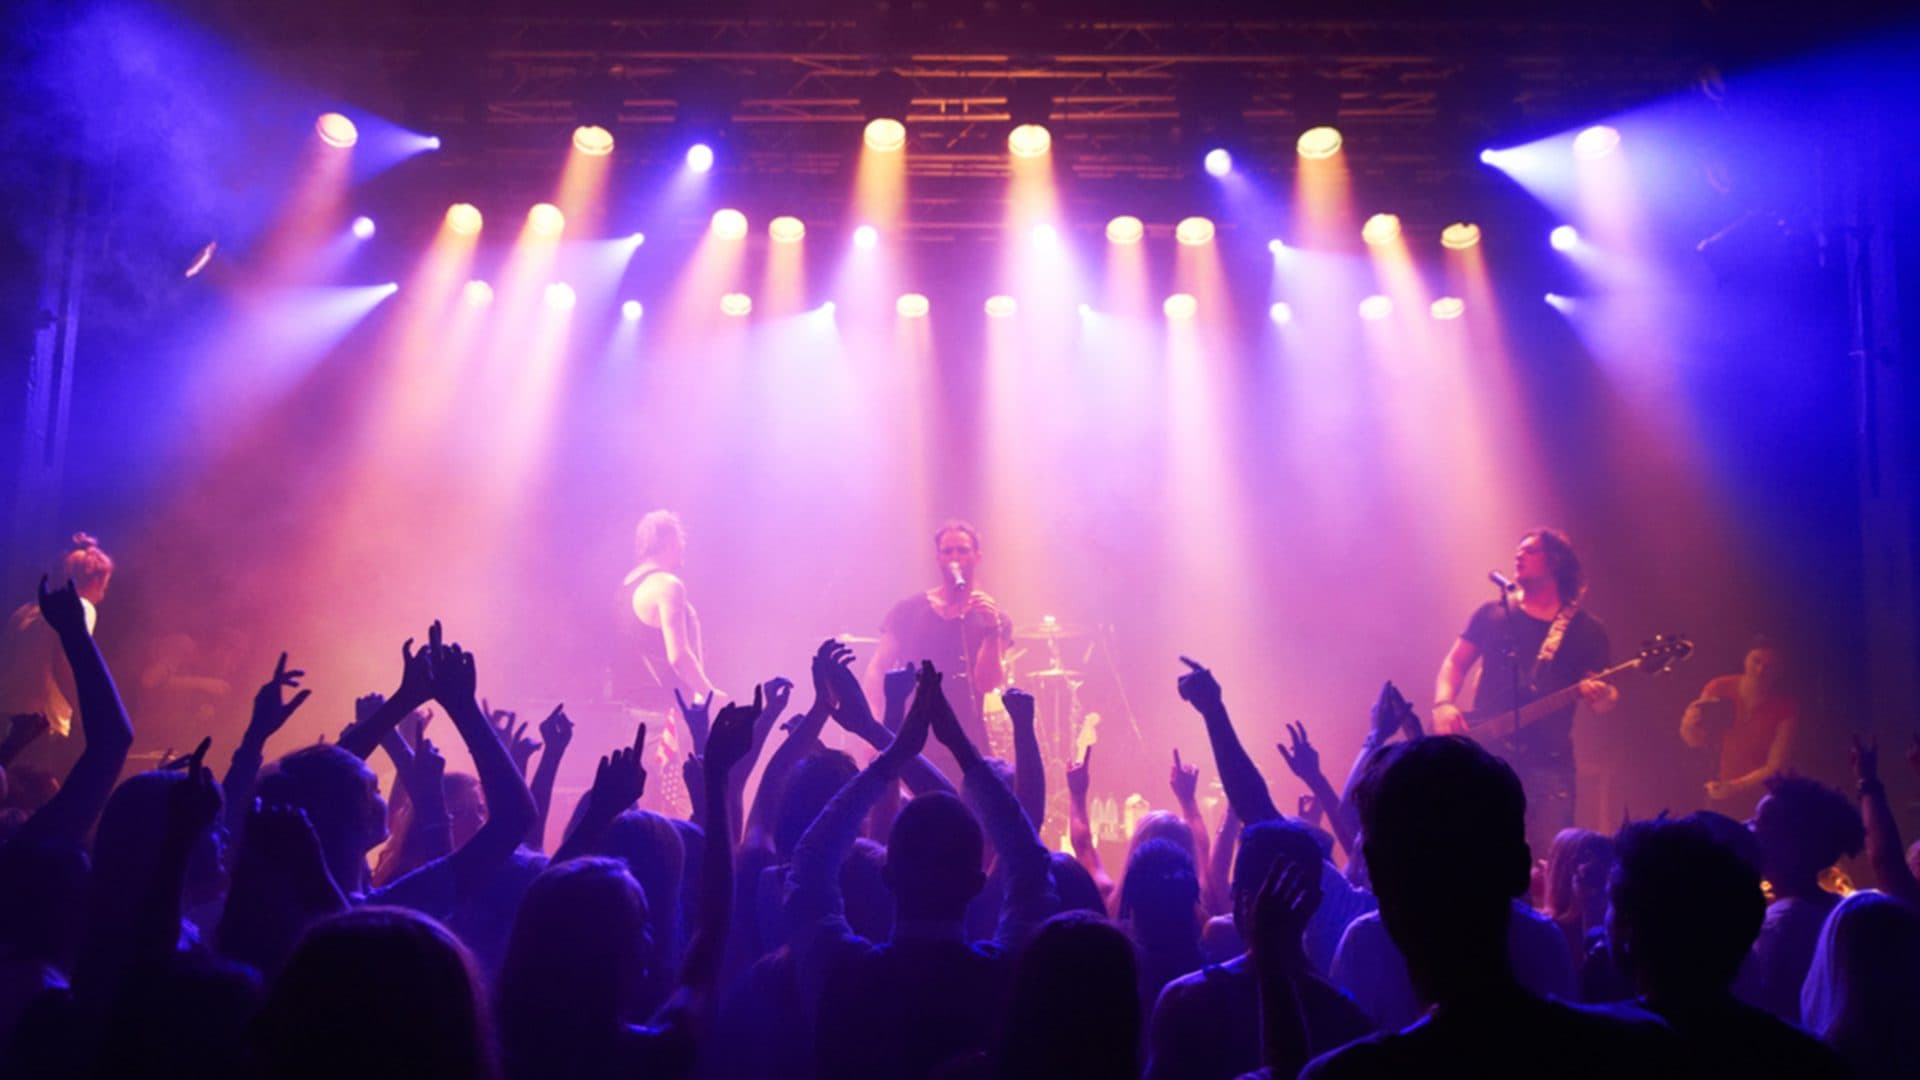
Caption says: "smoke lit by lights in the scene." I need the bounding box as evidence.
[1573,124,1621,160]
[1359,294,1393,320]
[463,280,494,306]
[544,282,577,311]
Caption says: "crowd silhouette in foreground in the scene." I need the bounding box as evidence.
[3,576,1919,1078]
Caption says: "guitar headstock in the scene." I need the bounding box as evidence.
[1633,634,1694,676]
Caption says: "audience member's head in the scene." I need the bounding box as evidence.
[841,837,895,942]
[1127,810,1197,864]
[594,809,684,978]
[255,745,387,893]
[1118,838,1201,944]
[1230,819,1324,938]
[996,911,1141,1080]
[93,771,227,912]
[885,790,987,922]
[445,772,486,849]
[256,907,496,1079]
[775,748,859,858]
[498,858,652,1075]
[1606,817,1764,999]
[1544,827,1613,925]
[1050,851,1106,916]
[1800,889,1920,1078]
[1353,737,1531,995]
[1749,775,1863,889]
[63,532,114,604]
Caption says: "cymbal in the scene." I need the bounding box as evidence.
[1013,618,1094,639]
[1024,666,1085,679]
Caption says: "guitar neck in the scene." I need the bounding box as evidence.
[1466,656,1638,734]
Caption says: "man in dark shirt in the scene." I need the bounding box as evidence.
[1431,528,1616,858]
[863,521,1012,766]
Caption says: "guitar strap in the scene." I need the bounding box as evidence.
[1527,604,1579,692]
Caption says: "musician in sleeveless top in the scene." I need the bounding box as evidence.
[617,511,716,712]
[1430,529,1616,859]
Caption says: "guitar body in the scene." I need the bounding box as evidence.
[1463,634,1695,741]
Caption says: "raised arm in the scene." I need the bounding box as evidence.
[223,653,312,836]
[1208,803,1239,918]
[1004,687,1046,829]
[11,578,134,847]
[336,631,436,760]
[527,705,572,851]
[824,643,954,796]
[742,641,839,851]
[1852,736,1920,907]
[1277,723,1354,859]
[1177,657,1281,826]
[1066,747,1114,900]
[1431,637,1480,737]
[677,689,757,999]
[1249,859,1320,1080]
[1170,749,1219,913]
[551,723,648,865]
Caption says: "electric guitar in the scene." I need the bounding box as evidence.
[1463,634,1694,737]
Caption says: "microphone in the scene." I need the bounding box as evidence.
[1488,570,1518,592]
[947,562,967,593]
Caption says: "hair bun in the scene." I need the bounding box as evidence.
[70,532,99,551]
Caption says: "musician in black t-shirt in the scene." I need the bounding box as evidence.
[1431,529,1617,858]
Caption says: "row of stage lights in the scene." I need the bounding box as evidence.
[449,279,1470,325]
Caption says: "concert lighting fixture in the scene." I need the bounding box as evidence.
[621,300,643,321]
[720,292,752,317]
[424,136,443,151]
[1296,126,1342,160]
[1175,217,1216,246]
[1430,297,1465,320]
[445,203,483,236]
[710,209,748,240]
[685,143,715,173]
[1163,293,1198,320]
[1572,125,1621,160]
[544,282,577,311]
[1269,301,1293,324]
[1268,238,1286,255]
[351,216,376,240]
[572,125,614,156]
[1008,123,1052,158]
[315,112,358,149]
[817,301,837,319]
[1078,303,1094,318]
[1031,223,1059,247]
[984,295,1017,318]
[1440,222,1482,250]
[528,203,566,238]
[462,280,493,307]
[1361,213,1402,246]
[853,225,878,249]
[1359,294,1393,320]
[896,293,930,319]
[1550,225,1579,251]
[1105,215,1144,245]
[768,216,805,243]
[1203,148,1233,177]
[864,118,906,153]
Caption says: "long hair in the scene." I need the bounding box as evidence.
[1543,828,1613,924]
[1523,527,1584,603]
[633,510,685,561]
[1800,890,1920,1076]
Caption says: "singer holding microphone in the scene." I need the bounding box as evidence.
[863,520,1012,769]
[1430,528,1616,858]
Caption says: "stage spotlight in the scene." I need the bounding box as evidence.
[630,233,646,246]
[528,203,566,237]
[1008,123,1052,158]
[351,216,376,240]
[864,117,906,153]
[1163,293,1198,320]
[1296,126,1342,159]
[1430,297,1465,320]
[1106,215,1144,245]
[686,143,715,173]
[315,112,358,149]
[768,215,805,243]
[710,209,748,240]
[1031,223,1060,247]
[1203,148,1233,177]
[853,224,878,249]
[1269,301,1293,324]
[544,282,577,311]
[1544,292,1573,312]
[622,300,644,321]
[1361,213,1402,246]
[573,125,614,156]
[1175,216,1216,246]
[720,292,752,317]
[1078,303,1094,318]
[1268,238,1286,255]
[817,301,837,318]
[446,203,483,236]
[1573,125,1620,160]
[897,293,930,319]
[1440,222,1481,250]
[425,136,443,151]
[1359,294,1393,320]
[1550,225,1579,251]
[462,280,493,307]
[985,295,1017,318]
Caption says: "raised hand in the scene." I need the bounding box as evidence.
[1276,722,1322,782]
[393,628,437,712]
[249,652,312,744]
[1170,748,1200,804]
[494,712,541,776]
[884,664,937,763]
[707,684,762,777]
[1851,734,1881,788]
[426,636,478,711]
[807,638,840,717]
[674,687,714,750]
[1368,682,1401,744]
[411,735,447,792]
[1177,656,1223,713]
[166,737,221,838]
[355,693,387,730]
[537,704,572,756]
[682,753,706,820]
[1248,858,1321,972]
[588,723,649,818]
[1003,686,1036,730]
[1067,746,1094,802]
[761,676,794,725]
[919,662,970,753]
[883,663,917,713]
[36,575,89,638]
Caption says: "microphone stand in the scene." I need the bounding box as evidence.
[1497,579,1524,740]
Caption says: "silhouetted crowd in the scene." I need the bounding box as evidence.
[3,579,1919,1078]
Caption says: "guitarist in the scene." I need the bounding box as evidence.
[1431,528,1617,857]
